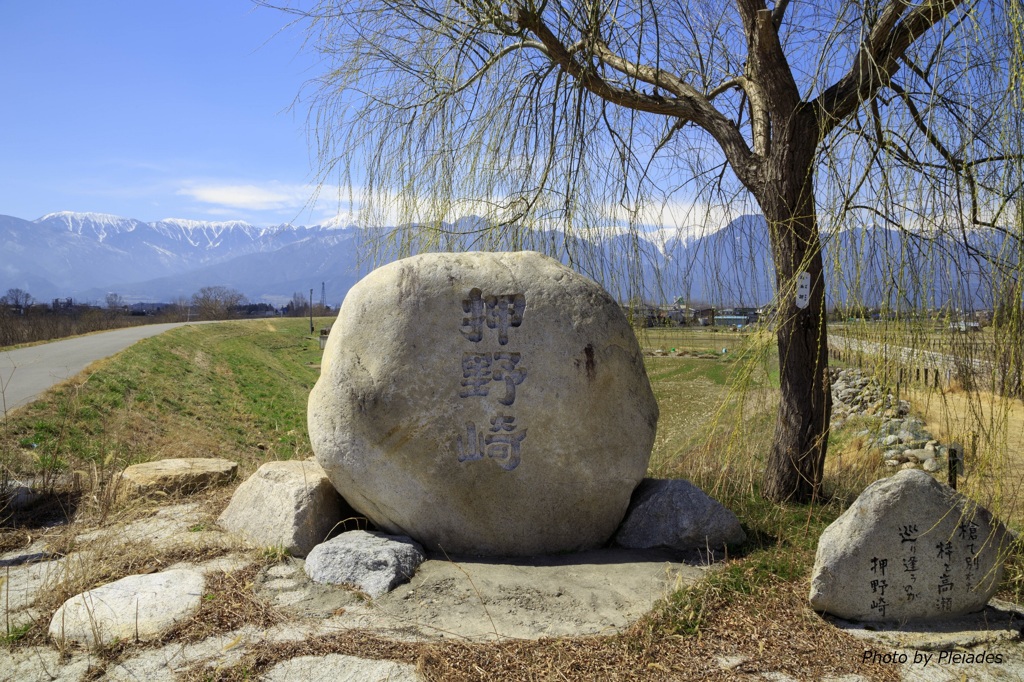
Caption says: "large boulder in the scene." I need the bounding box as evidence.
[218,460,348,557]
[614,479,746,552]
[810,469,1010,622]
[309,252,658,556]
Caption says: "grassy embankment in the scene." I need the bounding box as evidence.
[1,319,1018,679]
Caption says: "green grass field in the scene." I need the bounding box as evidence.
[634,326,757,354]
[1,319,332,485]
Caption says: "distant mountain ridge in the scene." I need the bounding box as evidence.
[0,211,364,306]
[0,210,1009,309]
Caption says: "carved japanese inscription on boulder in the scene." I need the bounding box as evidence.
[809,469,1010,622]
[308,251,658,556]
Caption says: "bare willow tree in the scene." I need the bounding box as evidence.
[276,0,1023,502]
[191,286,248,321]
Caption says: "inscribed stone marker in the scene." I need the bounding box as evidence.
[809,469,1009,621]
[308,252,658,556]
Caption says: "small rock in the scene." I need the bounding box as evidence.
[218,460,349,558]
[716,654,748,671]
[614,479,746,552]
[304,531,425,598]
[923,457,941,472]
[4,484,43,511]
[120,458,237,496]
[903,449,930,463]
[884,459,901,468]
[897,430,919,444]
[899,462,918,470]
[879,420,900,435]
[49,569,204,647]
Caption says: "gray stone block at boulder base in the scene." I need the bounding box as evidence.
[308,251,658,556]
[304,530,425,598]
[49,569,204,647]
[614,478,746,552]
[218,460,347,557]
[810,469,1010,622]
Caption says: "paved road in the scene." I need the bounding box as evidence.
[0,323,202,415]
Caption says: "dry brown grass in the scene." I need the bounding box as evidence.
[177,580,899,682]
[908,384,1024,526]
[161,561,284,646]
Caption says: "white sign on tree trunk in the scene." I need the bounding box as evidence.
[795,272,811,309]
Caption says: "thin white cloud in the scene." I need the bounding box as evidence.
[176,180,364,228]
[177,181,310,212]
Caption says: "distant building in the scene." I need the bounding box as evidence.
[713,315,749,328]
[689,307,716,326]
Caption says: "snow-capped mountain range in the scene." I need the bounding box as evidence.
[0,210,1009,309]
[0,211,365,306]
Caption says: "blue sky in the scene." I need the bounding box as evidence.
[0,1,343,226]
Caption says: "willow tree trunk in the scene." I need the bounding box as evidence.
[756,112,832,503]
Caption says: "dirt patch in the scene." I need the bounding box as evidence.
[256,548,707,642]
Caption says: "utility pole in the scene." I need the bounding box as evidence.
[309,288,314,334]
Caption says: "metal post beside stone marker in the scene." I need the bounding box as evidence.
[948,441,964,490]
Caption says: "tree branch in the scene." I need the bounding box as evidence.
[814,0,964,136]
[771,0,791,28]
[734,1,802,158]
[512,6,759,184]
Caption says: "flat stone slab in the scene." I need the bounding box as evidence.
[120,458,237,496]
[75,502,238,555]
[103,629,249,681]
[218,459,347,557]
[831,599,1024,651]
[830,600,1024,681]
[263,654,421,681]
[0,646,93,682]
[49,569,205,647]
[0,555,67,630]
